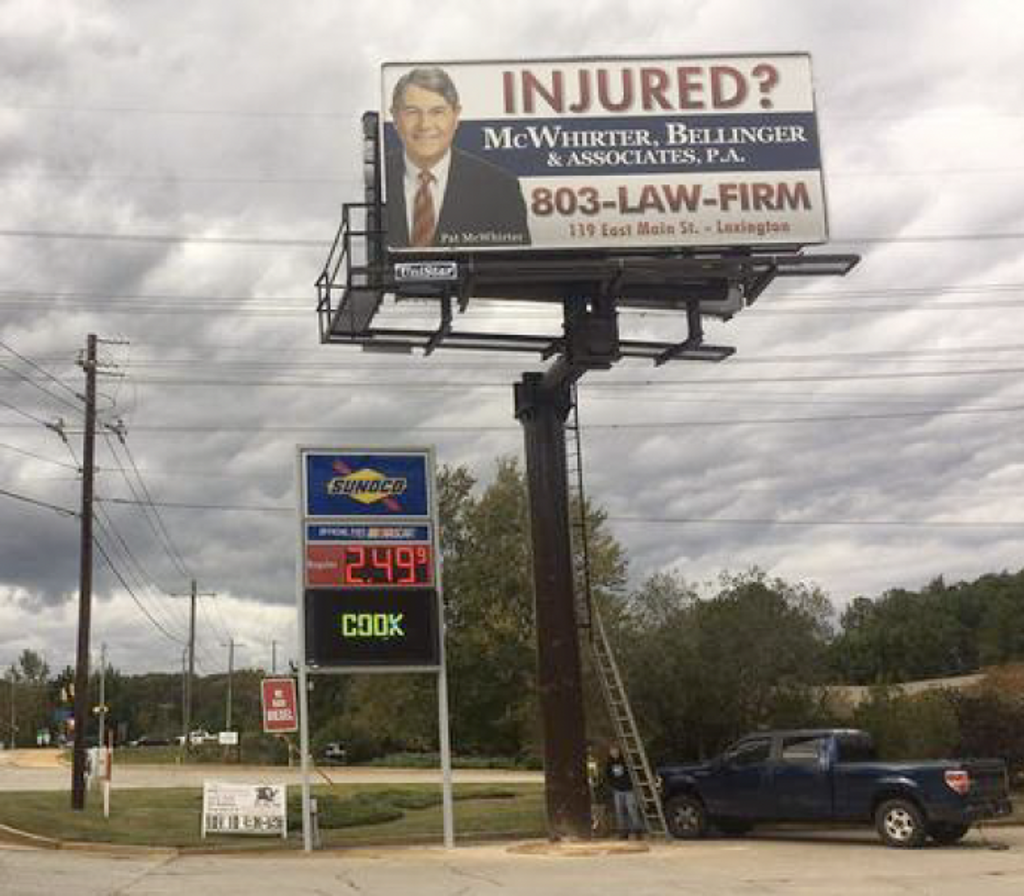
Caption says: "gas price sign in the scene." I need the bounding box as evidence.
[299,450,441,669]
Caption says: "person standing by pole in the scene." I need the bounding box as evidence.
[605,744,644,840]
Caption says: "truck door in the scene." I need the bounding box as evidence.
[702,736,773,819]
[769,734,833,820]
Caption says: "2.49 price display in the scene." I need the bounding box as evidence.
[306,543,433,588]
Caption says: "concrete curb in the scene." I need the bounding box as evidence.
[0,823,60,850]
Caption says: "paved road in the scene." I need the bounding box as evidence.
[0,749,542,791]
[2,827,1022,895]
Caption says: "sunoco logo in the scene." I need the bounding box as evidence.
[327,468,408,506]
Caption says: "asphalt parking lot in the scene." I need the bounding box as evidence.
[2,827,1022,896]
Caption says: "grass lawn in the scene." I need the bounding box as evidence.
[0,783,547,849]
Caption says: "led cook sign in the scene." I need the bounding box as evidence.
[306,544,433,588]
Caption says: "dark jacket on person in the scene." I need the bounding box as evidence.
[605,756,634,793]
[385,147,531,249]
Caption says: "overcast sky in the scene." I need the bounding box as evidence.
[2,0,1023,678]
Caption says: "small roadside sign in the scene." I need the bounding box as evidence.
[260,677,299,734]
[201,782,287,838]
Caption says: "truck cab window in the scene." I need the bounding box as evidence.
[780,735,828,762]
[726,738,771,767]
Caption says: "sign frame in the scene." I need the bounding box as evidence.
[294,446,454,852]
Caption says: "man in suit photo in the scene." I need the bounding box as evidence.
[386,67,531,250]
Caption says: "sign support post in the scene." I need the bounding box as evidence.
[295,451,314,853]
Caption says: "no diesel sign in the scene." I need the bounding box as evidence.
[304,588,440,667]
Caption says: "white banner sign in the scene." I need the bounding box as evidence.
[201,782,287,838]
[381,54,827,253]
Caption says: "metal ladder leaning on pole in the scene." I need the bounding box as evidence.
[566,383,668,838]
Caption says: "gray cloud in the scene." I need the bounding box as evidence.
[3,0,1024,672]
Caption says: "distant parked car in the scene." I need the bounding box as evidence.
[128,735,171,747]
[322,742,347,764]
[175,730,216,746]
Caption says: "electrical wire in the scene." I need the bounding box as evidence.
[82,495,1024,531]
[0,339,84,403]
[100,433,192,581]
[92,533,186,646]
[3,226,1024,248]
[0,441,79,469]
[0,395,58,429]
[0,485,77,517]
[31,399,1024,438]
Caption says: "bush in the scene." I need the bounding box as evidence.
[851,687,959,759]
[285,787,517,830]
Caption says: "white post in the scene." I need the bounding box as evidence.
[295,450,313,852]
[298,662,312,852]
[438,664,454,849]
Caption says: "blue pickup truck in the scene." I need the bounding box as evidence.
[658,728,1012,847]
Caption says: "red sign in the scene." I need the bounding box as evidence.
[306,543,434,587]
[260,678,299,734]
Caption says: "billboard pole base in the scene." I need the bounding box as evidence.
[515,370,592,841]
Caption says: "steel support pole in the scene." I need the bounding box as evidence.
[514,370,591,840]
[71,333,97,810]
[186,581,196,740]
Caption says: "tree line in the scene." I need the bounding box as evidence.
[3,457,1023,771]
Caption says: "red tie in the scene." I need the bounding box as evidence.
[410,170,436,247]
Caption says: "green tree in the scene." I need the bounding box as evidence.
[616,569,835,762]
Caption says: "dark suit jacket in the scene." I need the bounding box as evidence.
[386,148,531,249]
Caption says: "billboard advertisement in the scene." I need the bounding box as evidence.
[381,54,827,253]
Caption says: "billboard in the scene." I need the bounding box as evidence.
[381,54,827,253]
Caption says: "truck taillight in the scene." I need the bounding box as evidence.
[944,769,970,795]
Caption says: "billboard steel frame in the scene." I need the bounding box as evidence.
[314,109,859,841]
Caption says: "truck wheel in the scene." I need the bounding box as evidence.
[665,794,708,839]
[875,799,926,848]
[928,822,970,845]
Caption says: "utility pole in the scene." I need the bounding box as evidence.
[6,666,15,749]
[171,580,214,750]
[180,648,188,743]
[270,640,278,675]
[222,639,244,730]
[71,333,97,810]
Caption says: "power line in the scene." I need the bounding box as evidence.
[92,513,190,641]
[29,399,1024,439]
[0,360,83,414]
[0,339,84,403]
[83,495,1024,531]
[91,534,186,647]
[0,441,78,469]
[0,485,77,517]
[608,515,1024,530]
[0,228,328,248]
[1,102,348,120]
[100,433,192,581]
[3,226,1024,249]
[0,395,60,429]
